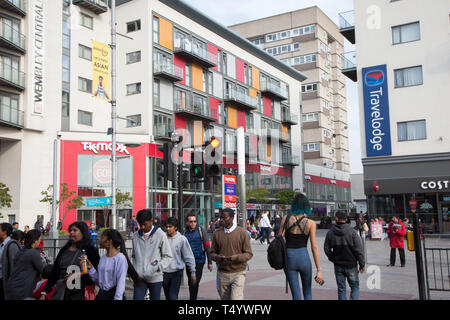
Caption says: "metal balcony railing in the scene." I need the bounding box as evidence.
[153,58,183,82]
[282,111,298,125]
[281,154,300,166]
[339,10,355,30]
[175,95,212,120]
[0,20,26,52]
[173,37,217,67]
[224,89,258,110]
[342,51,356,70]
[260,81,289,100]
[72,0,108,14]
[0,62,26,89]
[0,104,24,128]
[154,124,174,139]
[0,0,27,16]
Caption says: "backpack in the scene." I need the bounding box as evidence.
[267,215,305,270]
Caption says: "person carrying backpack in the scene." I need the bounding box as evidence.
[0,223,21,300]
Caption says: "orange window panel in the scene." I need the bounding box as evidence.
[252,67,260,90]
[249,88,258,98]
[227,105,238,129]
[193,120,204,146]
[158,16,173,50]
[266,139,272,161]
[282,125,289,141]
[192,64,203,91]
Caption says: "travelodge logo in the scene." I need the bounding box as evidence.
[365,70,385,87]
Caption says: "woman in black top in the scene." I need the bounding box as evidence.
[40,222,100,300]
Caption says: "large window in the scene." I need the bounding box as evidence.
[126,51,141,64]
[303,143,320,152]
[302,83,318,93]
[398,120,426,141]
[302,113,319,122]
[78,77,92,93]
[392,22,420,44]
[79,12,93,29]
[127,82,141,95]
[126,114,142,127]
[78,44,92,61]
[154,112,173,137]
[78,110,92,126]
[394,66,423,88]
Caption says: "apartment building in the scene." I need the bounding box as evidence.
[0,0,306,231]
[230,6,352,214]
[340,0,450,232]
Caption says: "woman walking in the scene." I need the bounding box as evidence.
[40,222,100,300]
[87,229,141,300]
[6,230,44,300]
[279,193,324,300]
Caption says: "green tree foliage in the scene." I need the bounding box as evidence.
[246,187,270,204]
[0,182,13,219]
[40,183,83,226]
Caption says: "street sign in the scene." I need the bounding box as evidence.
[86,197,112,207]
[223,175,237,211]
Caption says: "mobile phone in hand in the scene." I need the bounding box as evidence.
[315,276,325,286]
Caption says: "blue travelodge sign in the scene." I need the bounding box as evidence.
[362,64,392,157]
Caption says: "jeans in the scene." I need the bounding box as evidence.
[284,248,312,300]
[133,281,163,300]
[186,263,204,300]
[390,248,405,266]
[255,228,265,242]
[334,265,359,300]
[163,270,183,300]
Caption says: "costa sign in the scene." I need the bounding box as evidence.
[81,142,130,155]
[420,180,450,190]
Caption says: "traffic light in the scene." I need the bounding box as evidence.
[157,143,175,182]
[190,149,204,179]
[205,137,222,178]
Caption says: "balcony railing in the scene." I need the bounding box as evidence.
[173,37,217,68]
[260,81,289,100]
[281,154,300,166]
[0,0,26,16]
[174,95,215,122]
[153,59,183,82]
[154,124,174,140]
[282,111,298,125]
[72,0,108,14]
[224,89,258,110]
[0,104,24,128]
[0,20,26,53]
[339,10,355,44]
[342,51,357,82]
[0,62,26,90]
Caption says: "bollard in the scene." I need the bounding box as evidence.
[407,230,415,251]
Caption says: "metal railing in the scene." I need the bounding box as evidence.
[74,0,107,9]
[154,124,174,139]
[0,20,26,50]
[339,10,355,30]
[342,51,356,70]
[422,234,450,299]
[1,0,27,13]
[224,89,258,109]
[153,58,183,79]
[281,154,300,165]
[282,111,298,124]
[175,94,210,119]
[260,81,289,100]
[0,62,26,88]
[0,103,24,127]
[173,37,217,66]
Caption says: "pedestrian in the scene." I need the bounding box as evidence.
[254,213,265,243]
[245,219,252,239]
[12,222,21,232]
[24,226,30,234]
[324,211,365,300]
[132,209,173,300]
[128,216,137,238]
[211,208,253,300]
[45,222,51,235]
[34,219,42,232]
[154,216,167,233]
[6,229,44,300]
[32,264,55,300]
[208,219,216,234]
[86,229,141,300]
[273,213,282,238]
[258,211,272,244]
[39,221,100,300]
[0,223,21,300]
[279,193,324,300]
[11,230,25,246]
[387,216,406,267]
[88,223,98,248]
[163,217,196,300]
[182,213,213,300]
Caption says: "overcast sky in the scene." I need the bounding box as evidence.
[185,0,363,174]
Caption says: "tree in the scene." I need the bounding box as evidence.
[246,187,270,204]
[276,189,296,209]
[100,190,133,228]
[0,182,13,219]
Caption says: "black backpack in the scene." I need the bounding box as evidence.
[267,214,305,270]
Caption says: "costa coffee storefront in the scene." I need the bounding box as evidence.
[364,154,450,233]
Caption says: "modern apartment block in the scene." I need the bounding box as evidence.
[341,0,450,232]
[230,6,352,214]
[0,0,306,231]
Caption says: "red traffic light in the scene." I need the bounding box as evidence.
[210,137,220,149]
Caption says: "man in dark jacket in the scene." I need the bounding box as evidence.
[0,223,21,300]
[324,211,365,300]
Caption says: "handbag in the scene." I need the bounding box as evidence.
[84,285,97,300]
[50,249,81,300]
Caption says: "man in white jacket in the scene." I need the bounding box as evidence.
[132,209,173,300]
[259,211,272,245]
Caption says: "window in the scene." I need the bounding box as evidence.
[302,83,318,93]
[154,113,173,137]
[175,88,188,110]
[126,51,141,64]
[78,44,92,61]
[303,143,320,152]
[153,79,160,106]
[207,71,213,95]
[79,12,93,29]
[185,64,191,86]
[126,114,142,127]
[127,19,141,33]
[398,120,426,141]
[394,66,423,88]
[246,113,254,131]
[222,52,227,75]
[78,77,92,93]
[127,82,141,95]
[252,38,265,46]
[302,113,319,122]
[78,110,92,126]
[392,22,420,44]
[153,16,159,43]
[202,69,207,92]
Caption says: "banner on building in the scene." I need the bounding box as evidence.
[362,64,392,157]
[92,40,111,100]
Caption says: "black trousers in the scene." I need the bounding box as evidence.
[390,248,405,266]
[186,263,204,300]
[0,278,4,301]
[96,287,126,300]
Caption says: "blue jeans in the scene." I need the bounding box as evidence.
[255,227,265,241]
[133,281,163,300]
[163,270,183,300]
[284,248,312,300]
[334,265,359,300]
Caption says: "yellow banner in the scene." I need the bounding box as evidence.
[92,40,111,100]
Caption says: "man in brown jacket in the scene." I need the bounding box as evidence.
[211,208,253,300]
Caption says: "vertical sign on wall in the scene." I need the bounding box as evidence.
[32,0,45,114]
[92,40,111,100]
[362,64,392,157]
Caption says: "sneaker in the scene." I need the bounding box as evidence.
[401,265,405,268]
[386,264,394,267]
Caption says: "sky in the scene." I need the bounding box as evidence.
[185,0,363,174]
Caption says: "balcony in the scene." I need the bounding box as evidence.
[153,59,183,82]
[282,111,298,125]
[72,0,108,15]
[260,81,288,101]
[173,38,217,68]
[0,104,24,129]
[339,10,355,44]
[223,89,257,111]
[0,0,26,16]
[281,154,300,166]
[280,130,290,143]
[0,62,25,90]
[174,96,216,123]
[154,124,174,141]
[0,20,26,53]
[342,51,357,82]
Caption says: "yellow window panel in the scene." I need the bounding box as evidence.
[252,66,260,90]
[192,64,203,91]
[193,120,204,146]
[228,105,238,129]
[249,88,258,98]
[158,16,173,50]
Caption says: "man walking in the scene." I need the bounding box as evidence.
[183,213,213,300]
[387,215,406,267]
[88,223,98,248]
[211,208,253,300]
[0,223,21,300]
[258,211,272,244]
[324,211,365,300]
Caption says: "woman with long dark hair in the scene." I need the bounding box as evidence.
[279,193,324,300]
[40,222,100,300]
[6,229,44,300]
[86,229,141,300]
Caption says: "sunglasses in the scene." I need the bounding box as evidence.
[188,220,197,223]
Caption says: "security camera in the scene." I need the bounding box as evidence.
[56,131,62,138]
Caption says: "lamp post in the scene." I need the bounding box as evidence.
[110,0,117,229]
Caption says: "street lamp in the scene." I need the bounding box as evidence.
[110,0,118,229]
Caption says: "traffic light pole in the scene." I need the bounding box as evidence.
[177,162,184,231]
